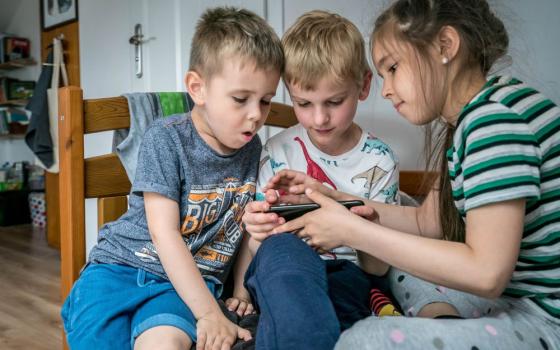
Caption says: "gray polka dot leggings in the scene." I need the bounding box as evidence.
[336,269,560,350]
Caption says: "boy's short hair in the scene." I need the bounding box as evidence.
[282,10,370,90]
[189,7,284,79]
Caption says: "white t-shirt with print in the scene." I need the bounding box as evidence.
[257,124,399,262]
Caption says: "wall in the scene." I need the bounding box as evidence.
[0,0,41,164]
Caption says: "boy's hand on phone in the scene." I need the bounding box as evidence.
[196,311,251,350]
[242,193,285,242]
[225,296,255,317]
[264,170,332,201]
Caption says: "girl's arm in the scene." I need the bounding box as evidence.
[350,199,524,298]
[368,186,442,238]
[266,169,442,238]
[274,189,524,298]
[144,192,250,347]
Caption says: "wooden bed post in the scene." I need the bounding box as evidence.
[58,86,86,303]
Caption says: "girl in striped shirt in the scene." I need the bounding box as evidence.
[252,0,560,348]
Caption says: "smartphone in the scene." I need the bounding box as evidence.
[266,200,365,221]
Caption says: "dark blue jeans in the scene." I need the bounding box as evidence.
[325,259,384,331]
[245,233,379,350]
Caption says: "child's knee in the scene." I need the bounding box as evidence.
[252,233,324,276]
[417,302,460,318]
[134,326,192,350]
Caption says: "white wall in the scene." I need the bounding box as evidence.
[499,0,560,102]
[0,0,41,164]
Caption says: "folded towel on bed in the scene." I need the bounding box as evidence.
[113,92,194,180]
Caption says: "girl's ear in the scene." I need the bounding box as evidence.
[359,70,373,100]
[185,71,205,106]
[437,25,461,64]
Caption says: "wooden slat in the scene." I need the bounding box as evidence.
[85,154,131,198]
[399,170,437,197]
[267,102,298,128]
[98,196,128,229]
[58,86,85,304]
[83,98,297,134]
[84,96,130,133]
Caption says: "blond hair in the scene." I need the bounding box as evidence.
[282,10,370,90]
[189,7,284,78]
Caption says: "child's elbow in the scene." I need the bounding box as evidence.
[476,270,510,299]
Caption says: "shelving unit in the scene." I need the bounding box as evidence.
[0,57,35,137]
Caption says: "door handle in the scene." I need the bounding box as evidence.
[129,24,154,78]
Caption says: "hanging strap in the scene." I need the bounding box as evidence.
[51,38,69,89]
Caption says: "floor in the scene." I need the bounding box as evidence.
[0,224,62,349]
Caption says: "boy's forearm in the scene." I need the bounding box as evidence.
[153,230,222,319]
[232,234,254,299]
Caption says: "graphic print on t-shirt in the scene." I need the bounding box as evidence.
[351,165,388,199]
[177,178,255,274]
[294,136,337,189]
[133,178,254,275]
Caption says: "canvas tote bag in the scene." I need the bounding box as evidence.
[43,37,68,173]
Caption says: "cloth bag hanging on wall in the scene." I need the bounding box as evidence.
[25,38,68,173]
[44,38,68,173]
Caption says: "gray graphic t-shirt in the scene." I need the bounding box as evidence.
[88,113,262,283]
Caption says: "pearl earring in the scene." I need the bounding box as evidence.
[442,57,449,65]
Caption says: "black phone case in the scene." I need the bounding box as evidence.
[267,200,364,221]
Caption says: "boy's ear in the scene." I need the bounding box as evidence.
[359,70,373,101]
[437,25,461,63]
[185,70,205,106]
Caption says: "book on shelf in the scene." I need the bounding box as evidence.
[0,106,29,135]
[0,77,35,103]
[0,34,30,64]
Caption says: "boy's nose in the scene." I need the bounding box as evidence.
[313,107,329,126]
[248,105,263,121]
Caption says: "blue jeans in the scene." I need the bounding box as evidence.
[61,263,220,349]
[244,233,341,350]
[325,259,386,331]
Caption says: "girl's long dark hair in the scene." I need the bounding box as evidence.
[372,0,509,242]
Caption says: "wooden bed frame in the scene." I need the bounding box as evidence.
[58,85,433,334]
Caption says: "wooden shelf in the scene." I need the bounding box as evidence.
[0,58,37,70]
[0,99,28,107]
[0,133,25,140]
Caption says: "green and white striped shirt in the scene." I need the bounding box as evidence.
[448,76,560,319]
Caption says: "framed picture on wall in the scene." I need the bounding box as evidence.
[41,0,79,30]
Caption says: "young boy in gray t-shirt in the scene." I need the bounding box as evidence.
[61,7,283,350]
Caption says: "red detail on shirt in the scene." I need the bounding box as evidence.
[294,137,337,190]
